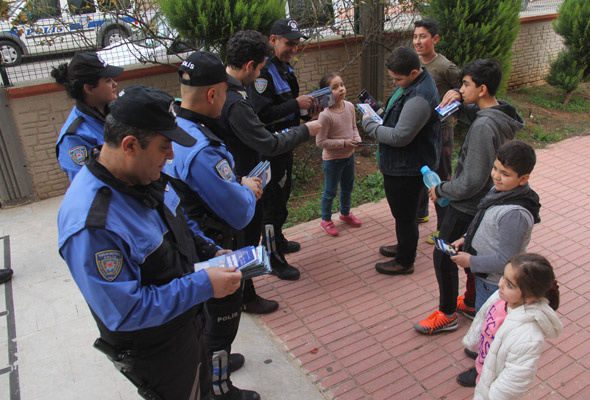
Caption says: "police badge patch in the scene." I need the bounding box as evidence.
[215,159,233,181]
[69,145,88,166]
[254,78,268,94]
[95,250,123,281]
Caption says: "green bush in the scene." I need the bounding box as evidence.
[553,0,590,80]
[421,0,521,93]
[158,0,285,60]
[545,49,583,106]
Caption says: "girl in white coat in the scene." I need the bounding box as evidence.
[459,253,562,399]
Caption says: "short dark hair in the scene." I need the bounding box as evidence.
[226,30,272,69]
[496,140,536,176]
[319,72,340,89]
[103,114,157,148]
[51,62,100,101]
[460,58,502,96]
[386,46,420,76]
[414,18,439,37]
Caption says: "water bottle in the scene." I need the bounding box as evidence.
[420,166,450,207]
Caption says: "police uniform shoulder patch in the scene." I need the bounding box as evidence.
[254,78,268,94]
[215,159,233,181]
[69,145,88,166]
[95,250,123,281]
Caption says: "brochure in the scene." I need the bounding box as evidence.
[193,245,271,280]
[435,100,461,120]
[357,89,384,116]
[356,103,383,125]
[300,87,335,116]
[247,160,271,189]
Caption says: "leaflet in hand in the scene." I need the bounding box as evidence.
[193,245,271,280]
[357,89,384,115]
[435,100,461,120]
[300,87,335,116]
[357,103,383,125]
[247,160,271,189]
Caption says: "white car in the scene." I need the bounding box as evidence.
[98,13,196,67]
[0,0,137,66]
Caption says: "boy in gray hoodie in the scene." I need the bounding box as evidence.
[414,59,524,335]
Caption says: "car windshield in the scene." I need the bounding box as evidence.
[6,0,26,18]
[127,13,174,48]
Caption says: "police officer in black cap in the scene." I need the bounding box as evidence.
[246,19,318,276]
[58,84,242,399]
[163,51,262,400]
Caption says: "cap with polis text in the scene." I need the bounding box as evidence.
[68,51,123,81]
[270,18,307,40]
[110,85,196,147]
[178,51,228,86]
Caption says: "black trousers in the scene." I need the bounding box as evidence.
[241,201,264,302]
[261,151,293,253]
[434,205,475,315]
[125,314,211,400]
[383,174,423,266]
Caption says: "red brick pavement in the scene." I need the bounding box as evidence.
[250,135,590,399]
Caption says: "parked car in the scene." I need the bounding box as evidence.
[97,12,196,67]
[0,0,137,66]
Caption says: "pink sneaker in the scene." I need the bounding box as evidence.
[320,220,339,236]
[339,213,362,227]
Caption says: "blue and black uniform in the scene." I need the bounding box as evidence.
[247,57,306,254]
[163,106,257,398]
[55,100,107,180]
[58,152,219,399]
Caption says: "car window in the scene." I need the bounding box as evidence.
[15,0,60,23]
[68,0,96,15]
[97,0,130,12]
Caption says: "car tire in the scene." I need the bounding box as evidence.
[0,40,23,66]
[101,26,129,48]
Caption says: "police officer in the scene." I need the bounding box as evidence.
[58,85,242,400]
[163,51,263,400]
[52,51,123,180]
[217,30,321,284]
[246,19,316,276]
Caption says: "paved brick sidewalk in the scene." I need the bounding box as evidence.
[250,135,590,400]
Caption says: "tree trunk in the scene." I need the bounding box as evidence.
[563,90,574,108]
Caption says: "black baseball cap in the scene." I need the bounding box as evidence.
[179,51,228,86]
[68,51,123,81]
[270,18,307,40]
[110,85,196,147]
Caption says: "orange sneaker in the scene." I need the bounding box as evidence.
[457,296,476,319]
[414,310,458,334]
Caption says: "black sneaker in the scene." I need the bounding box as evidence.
[0,269,13,284]
[464,348,478,360]
[212,385,261,400]
[282,240,301,254]
[270,255,300,280]
[456,367,477,387]
[228,353,245,373]
[242,295,279,314]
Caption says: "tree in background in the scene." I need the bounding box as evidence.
[159,0,285,60]
[545,50,583,107]
[420,0,521,92]
[552,0,590,80]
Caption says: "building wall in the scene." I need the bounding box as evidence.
[4,15,563,200]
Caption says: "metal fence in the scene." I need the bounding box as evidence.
[1,0,564,88]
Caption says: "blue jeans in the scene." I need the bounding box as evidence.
[475,276,499,313]
[321,154,355,221]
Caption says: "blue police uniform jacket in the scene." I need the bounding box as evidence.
[58,153,218,346]
[163,109,256,230]
[380,68,441,176]
[55,101,107,181]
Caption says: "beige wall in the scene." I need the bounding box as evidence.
[5,15,563,200]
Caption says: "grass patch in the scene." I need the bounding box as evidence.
[515,84,590,113]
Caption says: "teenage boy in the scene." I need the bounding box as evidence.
[414,58,524,335]
[247,18,316,274]
[451,141,540,311]
[413,19,461,237]
[216,30,321,286]
[362,46,441,275]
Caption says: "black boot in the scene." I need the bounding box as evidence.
[242,295,279,314]
[270,254,300,281]
[0,269,13,284]
[228,353,245,373]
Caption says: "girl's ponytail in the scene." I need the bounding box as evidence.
[545,280,560,311]
[510,253,560,311]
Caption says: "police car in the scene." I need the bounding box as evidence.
[0,0,137,66]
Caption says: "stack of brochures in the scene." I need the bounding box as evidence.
[247,160,271,189]
[435,100,461,120]
[356,103,383,124]
[357,89,384,116]
[193,245,271,280]
[301,87,335,116]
